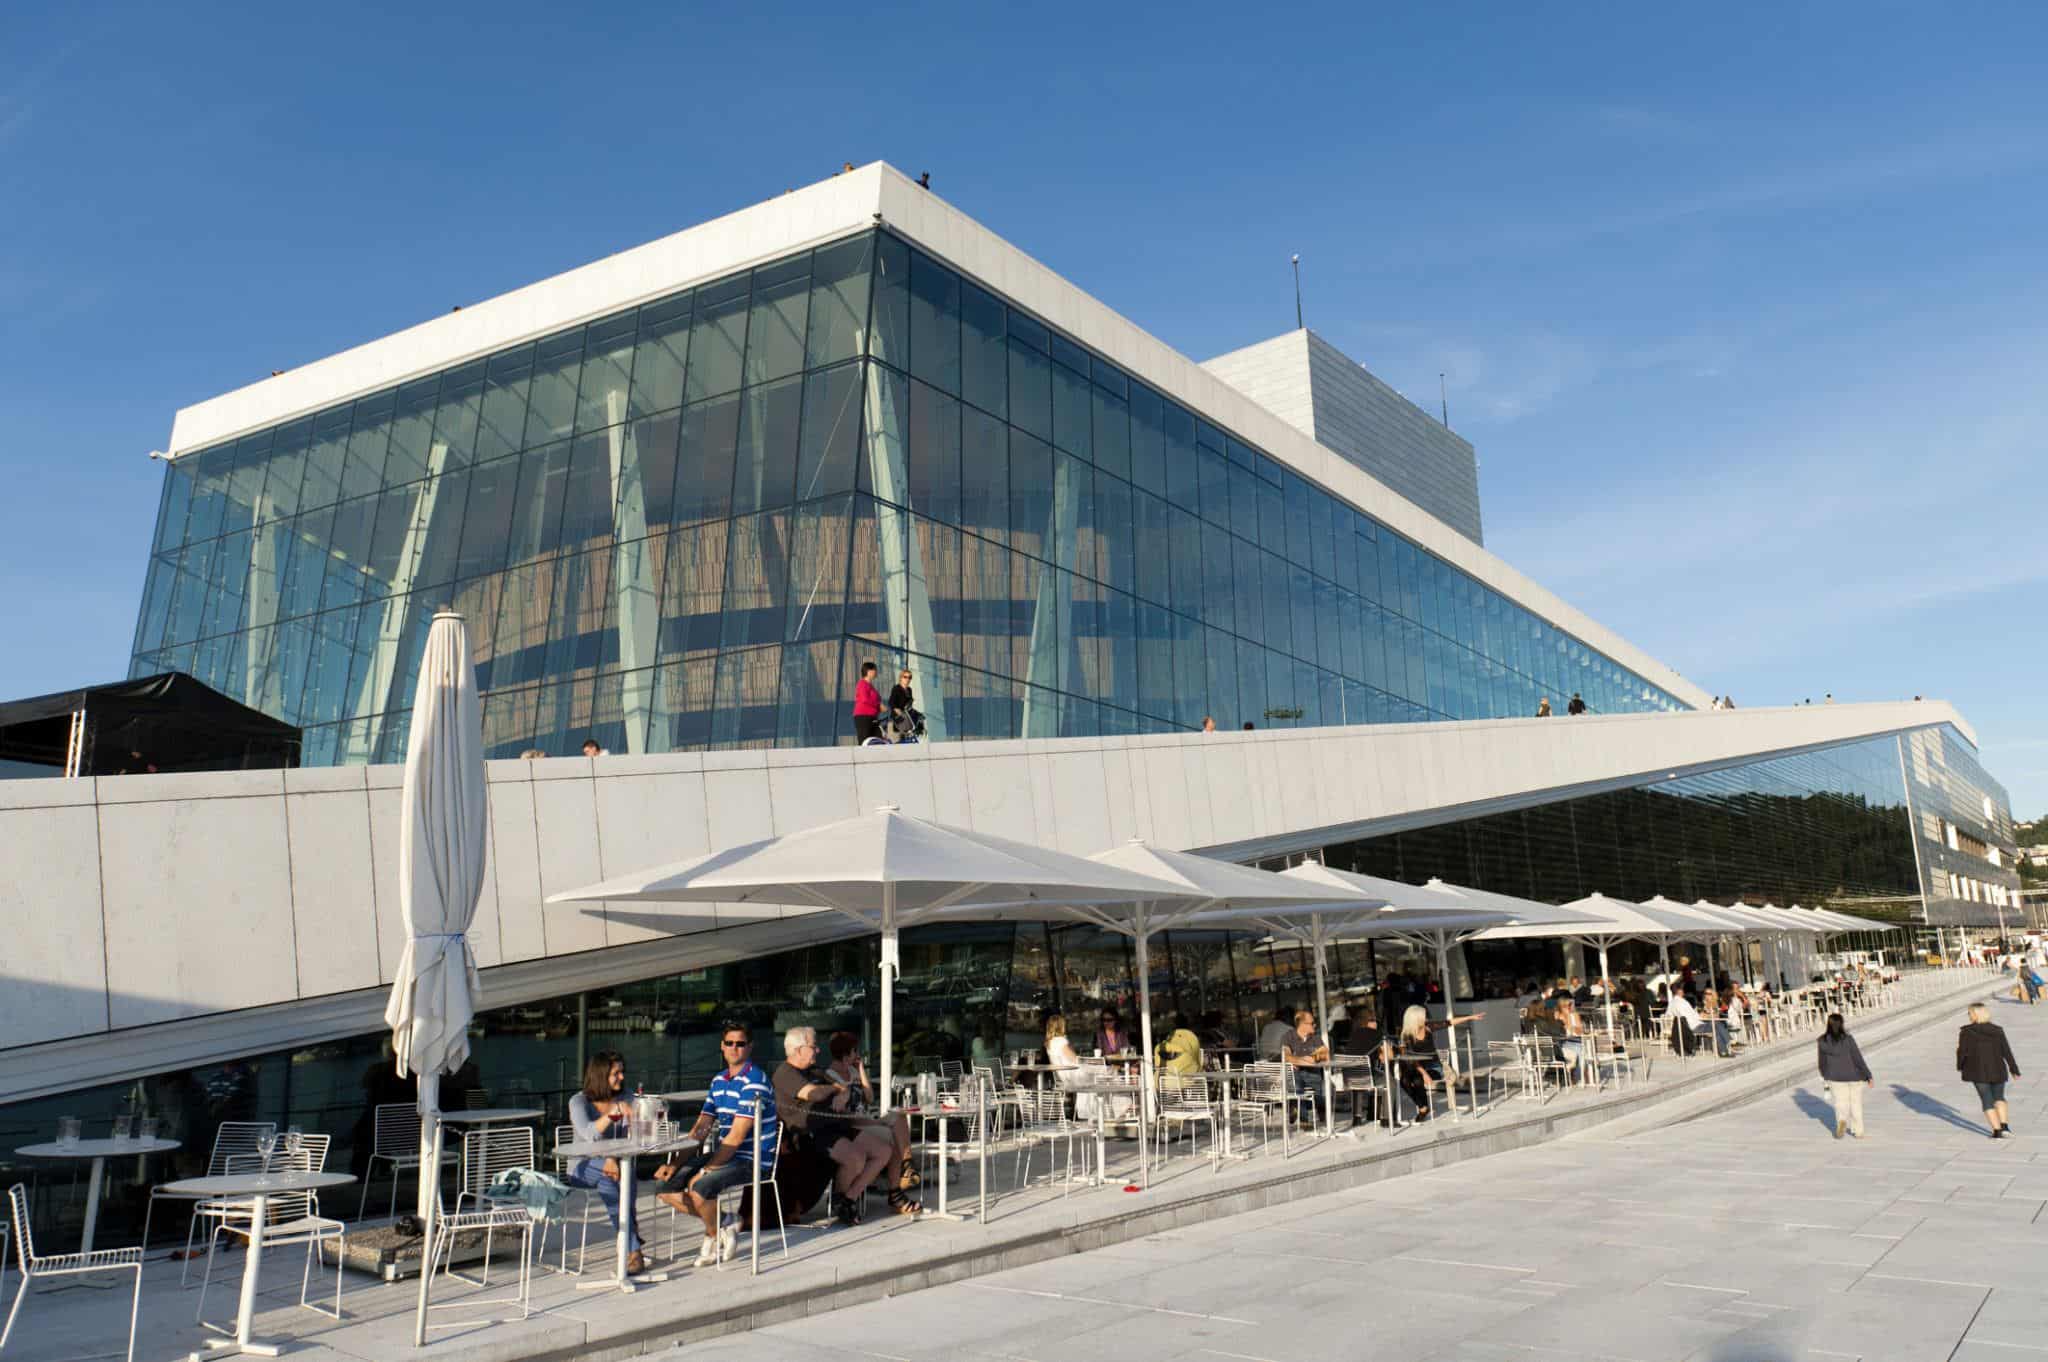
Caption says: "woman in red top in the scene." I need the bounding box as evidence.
[852,661,884,744]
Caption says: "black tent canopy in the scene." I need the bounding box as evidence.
[0,673,300,777]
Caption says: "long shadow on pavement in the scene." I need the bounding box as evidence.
[1889,1083,1987,1134]
[1789,1087,1838,1131]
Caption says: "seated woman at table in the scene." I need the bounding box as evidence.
[1382,1004,1484,1123]
[1554,997,1587,1078]
[1094,1009,1132,1058]
[825,1030,918,1190]
[565,1049,645,1275]
[1154,1014,1204,1077]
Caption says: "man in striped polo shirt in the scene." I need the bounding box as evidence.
[655,1020,776,1267]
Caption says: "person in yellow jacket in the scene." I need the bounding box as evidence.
[1154,1013,1204,1076]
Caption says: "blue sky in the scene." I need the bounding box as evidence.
[2,3,2043,813]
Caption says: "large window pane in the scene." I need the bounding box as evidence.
[458,456,524,577]
[505,440,573,564]
[960,280,1006,419]
[908,248,961,394]
[744,256,810,386]
[671,392,740,527]
[1200,524,1235,635]
[906,378,962,525]
[575,313,639,434]
[525,330,584,447]
[1089,467,1134,593]
[719,511,791,650]
[476,346,533,463]
[960,405,1008,549]
[867,233,910,371]
[1008,338,1051,441]
[629,294,693,417]
[429,366,483,471]
[1007,430,1054,561]
[341,392,392,501]
[1092,385,1130,481]
[797,362,863,502]
[684,275,748,403]
[1050,361,1090,457]
[732,375,803,515]
[386,378,440,486]
[807,236,872,369]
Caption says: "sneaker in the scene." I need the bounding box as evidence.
[1992,1128,2008,1140]
[1833,1122,1845,1141]
[694,1235,719,1268]
[716,1224,739,1263]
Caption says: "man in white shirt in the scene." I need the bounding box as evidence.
[1664,989,1704,1056]
[1257,1006,1295,1061]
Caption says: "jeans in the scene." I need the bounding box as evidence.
[1972,1080,2008,1110]
[1712,1021,1732,1057]
[564,1160,642,1254]
[1826,1081,1865,1136]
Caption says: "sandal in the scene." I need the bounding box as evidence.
[887,1188,921,1216]
[898,1163,922,1191]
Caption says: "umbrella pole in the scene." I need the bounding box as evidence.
[880,884,898,1116]
[1599,942,1615,1039]
[1434,935,1460,1122]
[412,1072,441,1348]
[1135,915,1154,1190]
[1312,924,1333,1139]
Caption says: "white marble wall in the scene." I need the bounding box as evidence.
[0,701,1965,1085]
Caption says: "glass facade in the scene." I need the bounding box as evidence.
[132,230,1685,763]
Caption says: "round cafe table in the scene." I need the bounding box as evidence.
[157,1169,354,1359]
[555,1131,701,1293]
[16,1136,180,1256]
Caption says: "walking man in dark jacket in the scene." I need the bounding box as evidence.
[1815,1013,1872,1139]
[1957,1002,2022,1139]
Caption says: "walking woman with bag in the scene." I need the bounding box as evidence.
[1957,1001,2023,1139]
[1815,1013,1872,1139]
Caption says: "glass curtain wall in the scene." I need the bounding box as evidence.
[133,230,1686,762]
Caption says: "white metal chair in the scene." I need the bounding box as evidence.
[1586,1031,1635,1089]
[540,1124,602,1275]
[195,1137,345,1326]
[356,1102,456,1221]
[449,1126,538,1285]
[142,1119,273,1259]
[421,1207,533,1329]
[1153,1074,1218,1169]
[1230,1063,1292,1155]
[1012,1087,1089,1194]
[723,1119,789,1274]
[4,1184,143,1362]
[183,1133,330,1286]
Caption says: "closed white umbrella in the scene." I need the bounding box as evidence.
[547,807,1190,1120]
[380,612,487,1347]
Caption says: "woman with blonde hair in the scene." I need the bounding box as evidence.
[1957,1001,2022,1139]
[1383,1003,1485,1123]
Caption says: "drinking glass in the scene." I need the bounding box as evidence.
[139,1117,161,1141]
[256,1129,279,1172]
[285,1126,304,1159]
[57,1117,81,1147]
[110,1116,132,1141]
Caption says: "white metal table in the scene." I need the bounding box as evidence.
[17,1136,181,1256]
[1066,1077,1145,1187]
[904,1097,993,1221]
[554,1131,699,1292]
[158,1169,354,1359]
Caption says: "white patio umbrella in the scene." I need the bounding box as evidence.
[546,807,1191,1117]
[923,842,1378,1174]
[1473,892,1709,1038]
[379,612,487,1348]
[1254,863,1525,1124]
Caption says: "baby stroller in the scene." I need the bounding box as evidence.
[879,706,923,744]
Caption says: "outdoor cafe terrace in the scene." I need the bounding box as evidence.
[0,959,1996,1362]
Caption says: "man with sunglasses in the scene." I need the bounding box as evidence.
[654,1022,776,1267]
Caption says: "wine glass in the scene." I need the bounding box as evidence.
[256,1129,279,1173]
[285,1126,304,1160]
